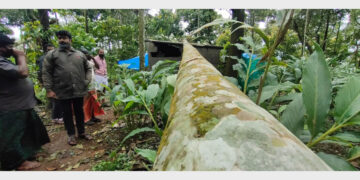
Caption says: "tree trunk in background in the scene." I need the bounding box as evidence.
[315,10,324,45]
[38,9,50,52]
[322,10,331,51]
[301,9,309,56]
[27,9,38,22]
[138,9,145,70]
[293,20,313,54]
[334,13,343,54]
[84,10,89,33]
[355,43,359,68]
[250,9,255,39]
[224,9,245,78]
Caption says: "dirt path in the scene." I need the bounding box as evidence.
[31,107,115,171]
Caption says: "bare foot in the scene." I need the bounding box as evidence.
[17,161,40,170]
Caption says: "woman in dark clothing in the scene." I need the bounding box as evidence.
[0,33,50,170]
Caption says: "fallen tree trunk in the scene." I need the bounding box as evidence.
[153,41,332,171]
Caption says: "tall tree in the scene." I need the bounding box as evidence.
[146,9,183,40]
[38,9,50,52]
[322,10,331,51]
[138,9,145,70]
[224,9,245,78]
[0,9,37,27]
[84,10,89,33]
[177,9,219,44]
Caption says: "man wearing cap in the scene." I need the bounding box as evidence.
[42,30,92,146]
[0,33,50,170]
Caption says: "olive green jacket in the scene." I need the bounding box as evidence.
[42,47,91,99]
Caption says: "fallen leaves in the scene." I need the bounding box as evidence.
[74,144,84,149]
[73,163,81,169]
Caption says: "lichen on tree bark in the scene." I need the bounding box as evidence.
[153,41,332,171]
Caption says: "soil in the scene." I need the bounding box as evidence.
[30,106,117,171]
[29,105,160,171]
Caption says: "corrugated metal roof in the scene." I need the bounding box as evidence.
[145,39,223,49]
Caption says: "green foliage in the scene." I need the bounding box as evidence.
[109,60,179,136]
[146,9,183,41]
[333,132,360,143]
[258,81,298,104]
[0,23,12,34]
[62,23,97,50]
[334,77,360,125]
[120,127,156,145]
[144,84,160,104]
[91,153,134,171]
[280,94,306,137]
[177,9,220,44]
[0,9,38,26]
[317,152,357,171]
[91,16,138,60]
[135,148,157,163]
[348,146,360,161]
[302,44,332,138]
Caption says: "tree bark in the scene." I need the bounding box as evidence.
[38,9,50,52]
[84,9,89,33]
[138,9,145,70]
[302,9,310,56]
[334,12,344,54]
[293,20,313,54]
[224,9,245,78]
[153,40,333,171]
[322,10,331,51]
[315,10,324,45]
[355,42,359,68]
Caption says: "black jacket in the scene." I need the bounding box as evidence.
[42,47,91,99]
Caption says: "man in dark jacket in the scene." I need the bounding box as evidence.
[42,30,92,146]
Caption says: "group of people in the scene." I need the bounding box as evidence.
[0,30,109,170]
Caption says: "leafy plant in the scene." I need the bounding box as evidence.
[135,148,157,164]
[91,152,134,171]
[317,152,358,171]
[109,60,179,137]
[230,36,266,94]
[302,44,332,139]
[120,127,156,145]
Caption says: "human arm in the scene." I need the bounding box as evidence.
[93,56,101,70]
[84,56,92,86]
[13,49,28,78]
[92,57,99,69]
[0,49,28,79]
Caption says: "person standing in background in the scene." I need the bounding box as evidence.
[36,43,63,124]
[93,48,108,106]
[80,48,104,126]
